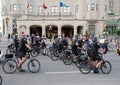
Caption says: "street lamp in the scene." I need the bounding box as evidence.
[49,26,53,42]
[5,18,9,40]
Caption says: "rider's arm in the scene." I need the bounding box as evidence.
[24,40,31,50]
[25,43,31,50]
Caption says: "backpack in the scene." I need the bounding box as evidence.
[17,38,24,52]
[61,39,68,46]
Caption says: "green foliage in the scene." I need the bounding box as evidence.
[117,30,120,36]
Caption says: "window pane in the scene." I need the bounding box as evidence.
[63,6,70,13]
[51,6,58,13]
[105,5,107,12]
[13,4,17,11]
[109,1,114,7]
[18,4,21,12]
[29,5,33,12]
[39,6,43,13]
[87,4,91,11]
[91,3,95,10]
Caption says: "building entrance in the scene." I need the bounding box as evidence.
[46,25,58,38]
[61,25,73,38]
[77,26,83,35]
[30,25,42,37]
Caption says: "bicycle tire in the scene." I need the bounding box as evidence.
[2,59,17,74]
[30,49,39,57]
[47,50,52,58]
[101,61,112,74]
[62,55,72,65]
[75,61,81,68]
[0,75,2,85]
[51,53,59,61]
[45,48,49,56]
[28,59,40,73]
[79,61,91,74]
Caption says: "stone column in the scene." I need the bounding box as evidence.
[58,26,61,38]
[74,26,77,38]
[42,26,46,37]
[26,25,30,35]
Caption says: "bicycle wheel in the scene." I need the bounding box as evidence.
[0,75,2,85]
[2,59,17,74]
[62,54,72,65]
[79,61,91,74]
[30,49,39,57]
[75,60,82,68]
[47,50,52,58]
[101,61,112,74]
[28,59,40,73]
[75,58,83,68]
[51,53,59,61]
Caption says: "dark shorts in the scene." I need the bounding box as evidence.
[92,56,102,61]
[89,52,102,61]
[19,52,26,58]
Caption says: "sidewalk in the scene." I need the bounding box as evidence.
[0,38,11,48]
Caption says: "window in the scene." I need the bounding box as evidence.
[96,4,98,11]
[18,4,21,12]
[87,4,91,11]
[39,6,44,13]
[91,3,95,10]
[63,6,70,13]
[13,4,17,11]
[29,5,33,12]
[75,5,79,12]
[51,6,58,13]
[108,1,114,7]
[88,25,95,35]
[105,5,107,12]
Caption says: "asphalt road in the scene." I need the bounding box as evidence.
[0,41,120,85]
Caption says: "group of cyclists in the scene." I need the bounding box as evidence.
[51,35,108,73]
[8,32,109,74]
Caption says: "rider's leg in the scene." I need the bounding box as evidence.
[96,60,103,68]
[71,54,77,60]
[18,57,27,69]
[17,52,27,70]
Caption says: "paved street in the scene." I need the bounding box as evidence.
[0,41,120,85]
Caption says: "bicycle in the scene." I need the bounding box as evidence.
[79,52,112,74]
[50,47,73,65]
[2,51,41,74]
[0,75,2,85]
[6,43,16,54]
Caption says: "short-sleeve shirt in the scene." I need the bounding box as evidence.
[19,38,28,52]
[90,42,100,52]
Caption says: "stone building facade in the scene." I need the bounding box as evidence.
[1,0,120,38]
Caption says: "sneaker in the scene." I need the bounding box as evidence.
[19,69,25,72]
[93,68,99,73]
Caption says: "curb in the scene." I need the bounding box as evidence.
[0,46,7,48]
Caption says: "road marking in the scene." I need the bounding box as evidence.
[45,71,80,74]
[87,78,120,81]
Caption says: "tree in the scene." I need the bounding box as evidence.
[116,30,120,36]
